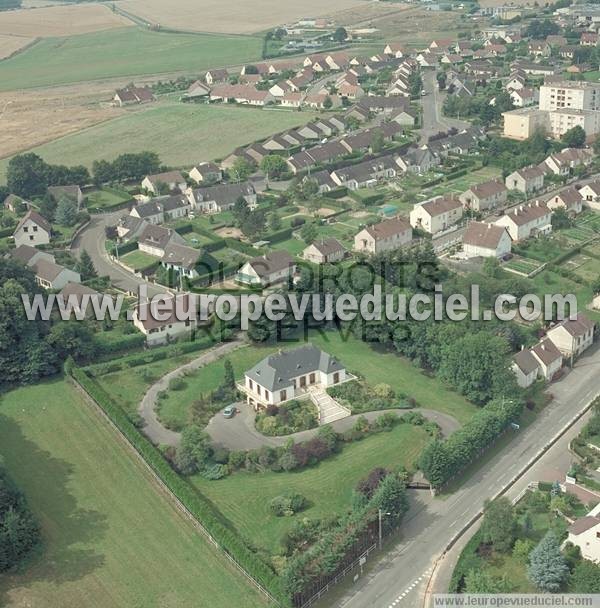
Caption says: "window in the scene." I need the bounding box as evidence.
[33,226,38,232]
[23,226,28,233]
[309,373,315,384]
[280,390,287,401]
[29,235,34,241]
[248,379,253,390]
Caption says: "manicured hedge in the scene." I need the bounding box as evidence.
[268,228,295,244]
[448,529,483,592]
[95,333,146,355]
[323,187,348,199]
[70,367,288,605]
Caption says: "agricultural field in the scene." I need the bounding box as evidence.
[414,165,502,201]
[560,212,600,245]
[0,380,265,608]
[0,27,263,92]
[119,0,368,34]
[0,4,131,37]
[0,33,35,60]
[0,102,319,182]
[192,422,429,554]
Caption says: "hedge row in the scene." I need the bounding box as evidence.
[70,367,287,604]
[268,227,295,244]
[323,187,348,200]
[225,238,260,256]
[348,191,385,206]
[95,333,146,356]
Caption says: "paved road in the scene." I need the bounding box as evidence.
[138,339,246,446]
[322,343,600,608]
[71,211,167,298]
[420,70,470,142]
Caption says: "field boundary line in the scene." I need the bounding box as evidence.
[69,375,280,607]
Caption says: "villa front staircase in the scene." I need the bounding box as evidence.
[309,387,351,426]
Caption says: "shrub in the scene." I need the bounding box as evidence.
[168,377,186,391]
[269,493,307,517]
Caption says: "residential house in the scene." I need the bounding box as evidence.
[547,187,584,215]
[286,141,348,174]
[142,171,187,195]
[566,511,600,563]
[410,196,463,234]
[189,162,223,185]
[303,238,346,264]
[331,155,399,190]
[130,195,190,224]
[580,32,599,46]
[506,74,526,91]
[511,87,538,107]
[357,95,408,115]
[354,217,412,254]
[544,147,594,176]
[114,86,154,106]
[546,313,595,360]
[137,224,186,258]
[116,216,148,241]
[243,344,346,409]
[578,180,600,209]
[205,69,228,85]
[512,349,540,388]
[3,194,29,213]
[528,40,551,57]
[494,202,553,241]
[384,43,405,58]
[460,180,508,212]
[161,242,202,279]
[133,293,200,346]
[387,108,417,126]
[130,201,163,225]
[9,244,54,268]
[462,221,512,258]
[32,258,80,290]
[505,166,547,194]
[530,339,563,381]
[236,250,296,287]
[13,210,51,247]
[304,170,337,194]
[398,146,440,174]
[189,182,257,213]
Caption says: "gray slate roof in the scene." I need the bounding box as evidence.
[246,344,344,392]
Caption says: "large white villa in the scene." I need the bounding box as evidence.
[242,344,347,409]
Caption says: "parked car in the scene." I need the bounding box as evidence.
[222,405,236,419]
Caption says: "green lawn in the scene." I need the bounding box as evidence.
[120,249,159,270]
[0,26,263,91]
[309,332,477,424]
[192,423,429,554]
[0,380,265,608]
[85,187,131,212]
[0,102,319,181]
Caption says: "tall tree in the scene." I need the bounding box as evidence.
[562,125,586,148]
[528,532,569,591]
[76,250,98,280]
[481,497,516,553]
[54,197,78,227]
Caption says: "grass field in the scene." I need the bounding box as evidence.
[0,380,265,608]
[0,102,319,181]
[0,26,263,92]
[192,422,429,554]
[85,187,131,212]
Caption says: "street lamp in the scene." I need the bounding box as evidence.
[378,509,392,550]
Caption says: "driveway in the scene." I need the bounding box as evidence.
[206,403,461,451]
[138,339,246,446]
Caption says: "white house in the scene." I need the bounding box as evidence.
[578,181,600,210]
[189,162,223,185]
[236,251,296,287]
[133,293,200,346]
[512,349,539,388]
[567,504,600,563]
[462,222,512,258]
[494,202,553,241]
[303,238,346,264]
[188,182,257,213]
[410,196,463,235]
[243,344,346,408]
[13,211,51,248]
[354,217,412,255]
[142,171,187,195]
[546,313,595,360]
[505,166,547,194]
[530,339,563,381]
[161,242,202,279]
[31,259,80,290]
[547,187,583,215]
[459,180,508,212]
[138,224,186,258]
